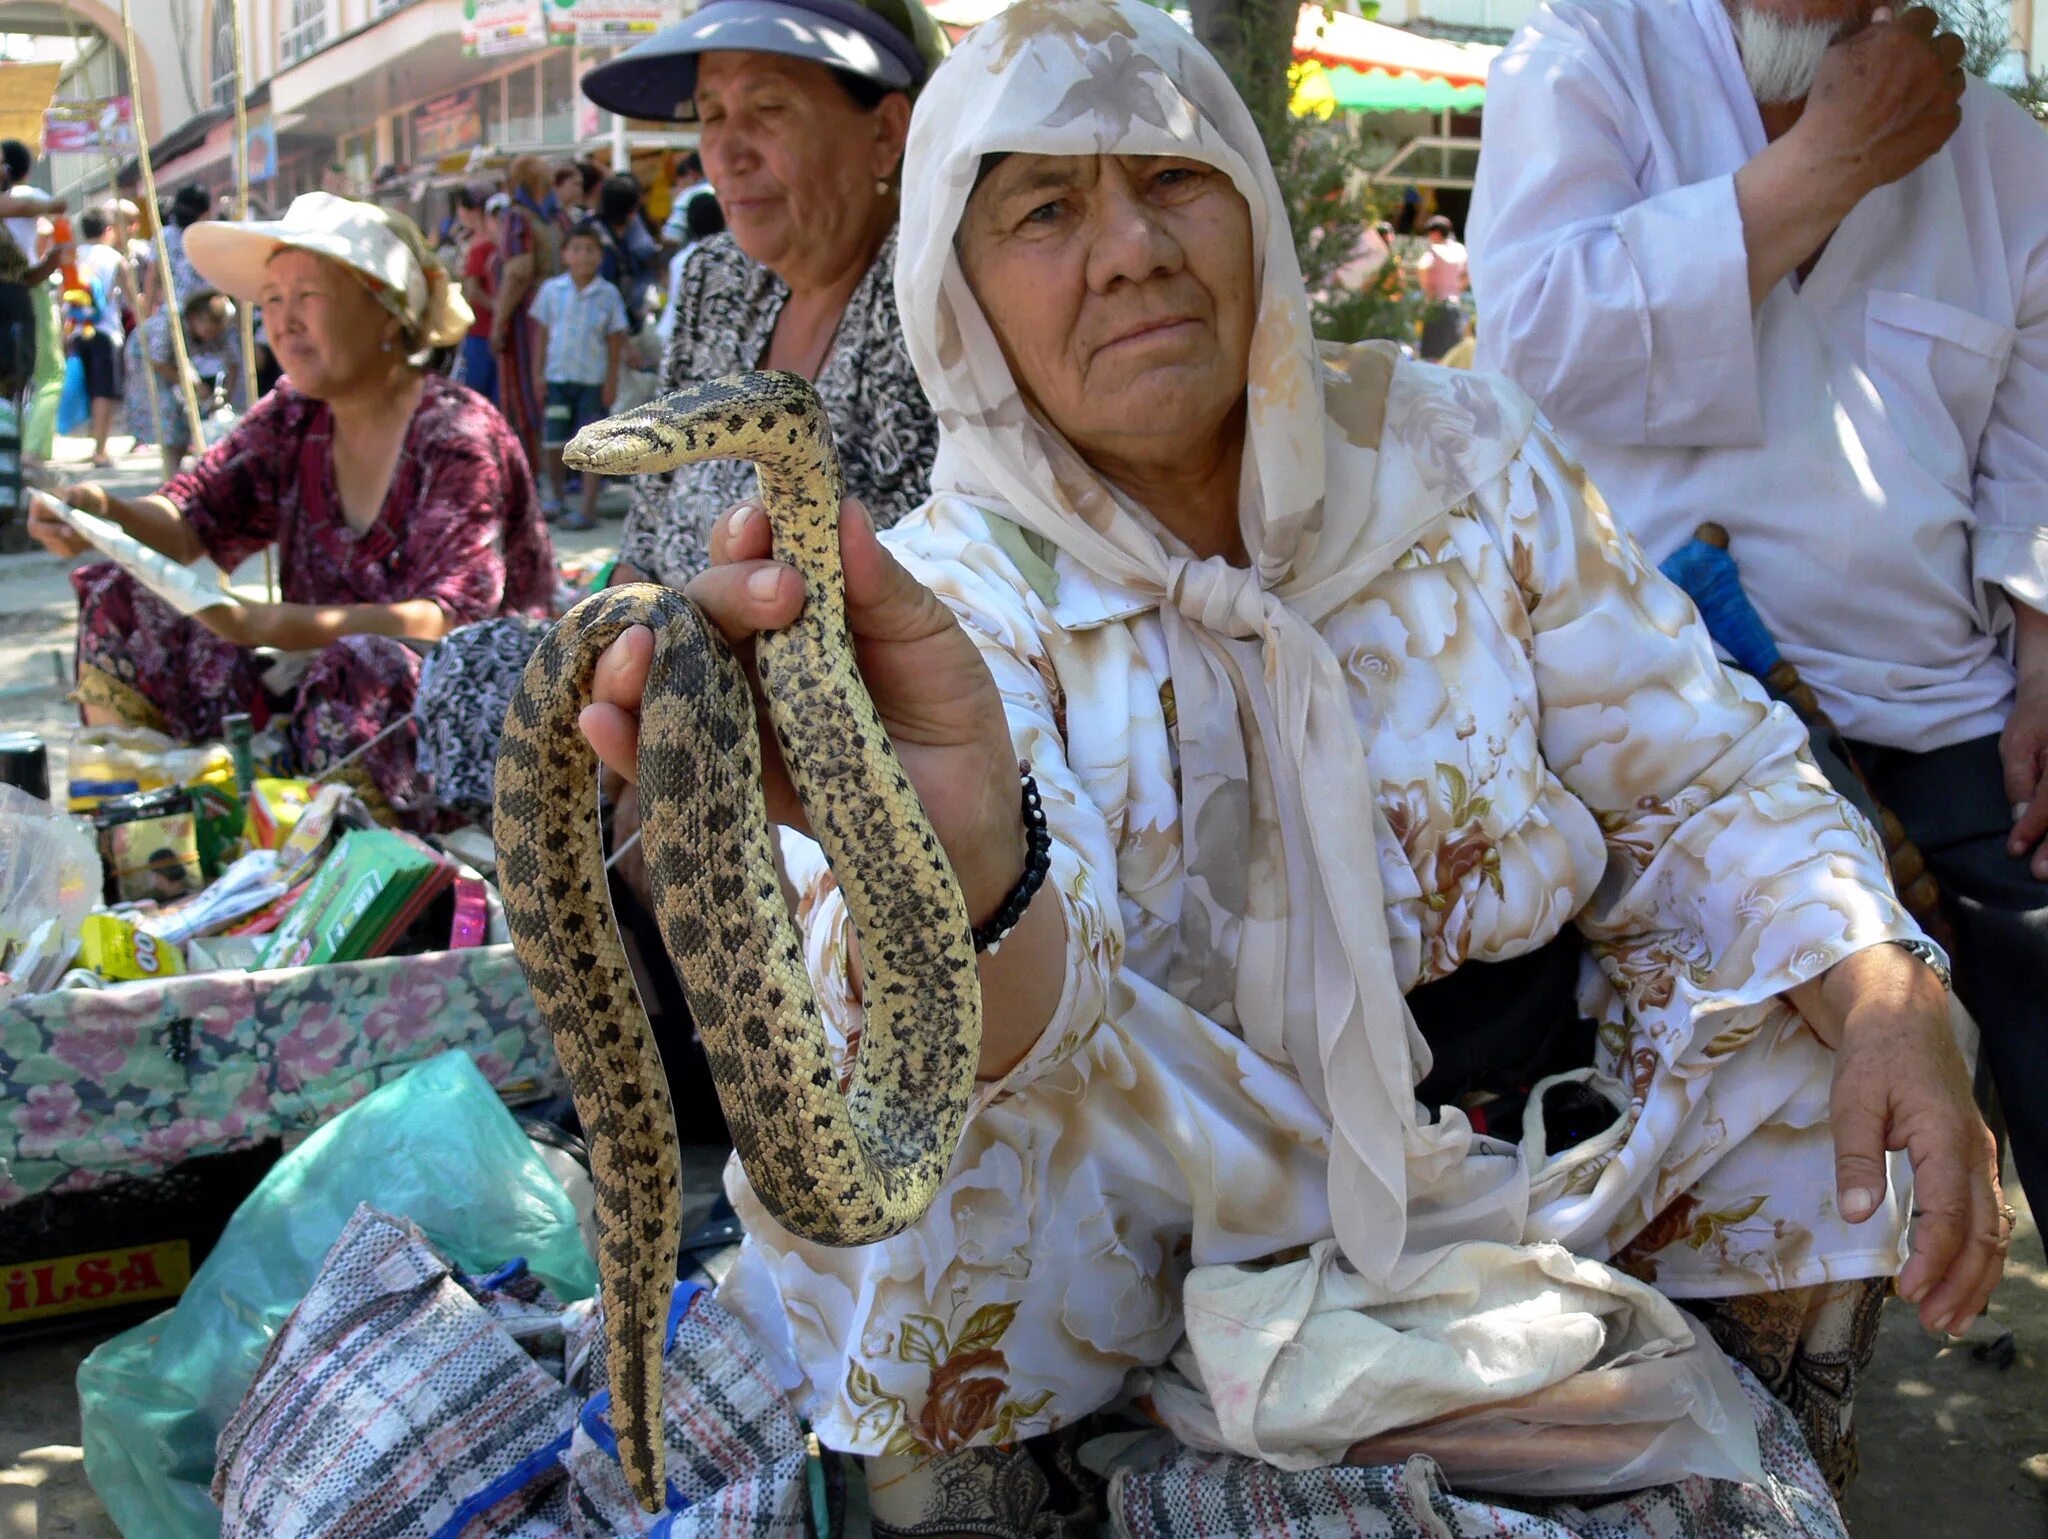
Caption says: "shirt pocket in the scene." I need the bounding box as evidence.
[1863,289,2015,499]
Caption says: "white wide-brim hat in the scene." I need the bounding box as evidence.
[184,191,471,349]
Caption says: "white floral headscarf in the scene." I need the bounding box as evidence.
[897,0,1542,1283]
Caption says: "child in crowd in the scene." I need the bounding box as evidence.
[145,288,240,479]
[529,222,626,531]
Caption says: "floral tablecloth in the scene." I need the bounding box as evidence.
[0,945,558,1205]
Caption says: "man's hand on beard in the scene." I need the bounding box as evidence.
[1795,6,1967,198]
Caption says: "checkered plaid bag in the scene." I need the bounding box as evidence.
[1106,1362,1848,1539]
[211,1204,811,1539]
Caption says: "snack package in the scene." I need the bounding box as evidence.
[80,913,187,981]
[248,778,318,850]
[447,878,489,949]
[95,787,203,904]
[256,829,453,972]
[68,726,243,813]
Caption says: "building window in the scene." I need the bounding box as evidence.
[210,5,237,108]
[540,46,574,144]
[372,0,413,15]
[478,76,502,145]
[504,62,537,146]
[339,129,373,193]
[281,0,330,66]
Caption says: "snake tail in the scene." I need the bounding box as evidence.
[495,585,693,1514]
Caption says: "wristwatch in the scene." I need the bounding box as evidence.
[1888,937,1953,993]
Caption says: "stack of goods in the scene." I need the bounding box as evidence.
[0,729,557,1347]
[0,718,504,1001]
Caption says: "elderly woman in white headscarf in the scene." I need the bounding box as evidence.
[28,193,554,826]
[580,0,2007,1529]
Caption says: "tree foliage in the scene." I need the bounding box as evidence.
[1192,0,1427,342]
[1937,0,2047,119]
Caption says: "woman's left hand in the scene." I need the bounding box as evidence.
[1823,953,2007,1335]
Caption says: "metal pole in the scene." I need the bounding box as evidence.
[61,1,167,455]
[118,0,209,458]
[224,0,272,599]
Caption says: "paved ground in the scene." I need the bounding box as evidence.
[2,437,2045,1536]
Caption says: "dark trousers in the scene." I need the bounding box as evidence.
[1837,732,2048,1214]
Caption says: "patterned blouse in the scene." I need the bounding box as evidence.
[720,378,1924,1460]
[162,373,555,622]
[620,228,939,586]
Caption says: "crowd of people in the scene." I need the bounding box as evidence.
[14,0,2047,1528]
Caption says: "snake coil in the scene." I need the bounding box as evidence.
[493,372,983,1513]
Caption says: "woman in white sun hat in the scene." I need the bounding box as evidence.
[27,192,555,827]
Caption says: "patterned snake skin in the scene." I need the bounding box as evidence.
[493,373,983,1513]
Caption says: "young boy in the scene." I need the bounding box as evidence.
[145,288,239,479]
[529,222,627,530]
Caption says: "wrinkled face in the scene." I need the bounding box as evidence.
[693,51,907,280]
[257,248,398,397]
[956,152,1257,477]
[563,232,603,281]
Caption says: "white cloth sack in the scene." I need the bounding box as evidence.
[1148,1235,1763,1496]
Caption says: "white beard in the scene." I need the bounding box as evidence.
[1731,6,1843,103]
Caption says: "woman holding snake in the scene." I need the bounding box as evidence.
[578,1,2008,1531]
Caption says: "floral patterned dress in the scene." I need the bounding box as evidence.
[718,399,1923,1463]
[72,374,554,826]
[621,228,939,587]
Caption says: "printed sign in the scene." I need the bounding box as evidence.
[463,0,548,55]
[42,96,135,154]
[246,120,278,183]
[1,1240,191,1325]
[413,88,485,161]
[545,0,667,46]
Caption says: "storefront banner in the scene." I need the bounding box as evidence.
[413,88,485,160]
[42,97,133,153]
[463,0,549,55]
[545,0,667,47]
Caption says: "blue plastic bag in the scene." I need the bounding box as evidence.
[76,1050,597,1539]
[55,351,88,435]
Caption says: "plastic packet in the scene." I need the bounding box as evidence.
[0,782,102,1005]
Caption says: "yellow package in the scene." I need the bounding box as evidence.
[248,778,317,850]
[67,725,177,813]
[80,914,186,981]
[68,728,236,813]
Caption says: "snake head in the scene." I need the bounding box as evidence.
[564,374,838,483]
[563,403,696,476]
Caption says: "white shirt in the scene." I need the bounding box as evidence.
[1470,0,2048,751]
[3,213,38,260]
[77,242,122,297]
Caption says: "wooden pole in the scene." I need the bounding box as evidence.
[224,0,272,599]
[118,0,210,459]
[60,1,167,462]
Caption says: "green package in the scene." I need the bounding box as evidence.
[256,829,440,971]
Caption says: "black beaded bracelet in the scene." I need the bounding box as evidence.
[972,764,1051,955]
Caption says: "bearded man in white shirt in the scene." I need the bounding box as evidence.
[1470,0,2048,1229]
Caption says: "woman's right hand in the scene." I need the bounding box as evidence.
[580,497,1030,924]
[24,488,92,558]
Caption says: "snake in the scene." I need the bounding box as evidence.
[492,372,984,1514]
